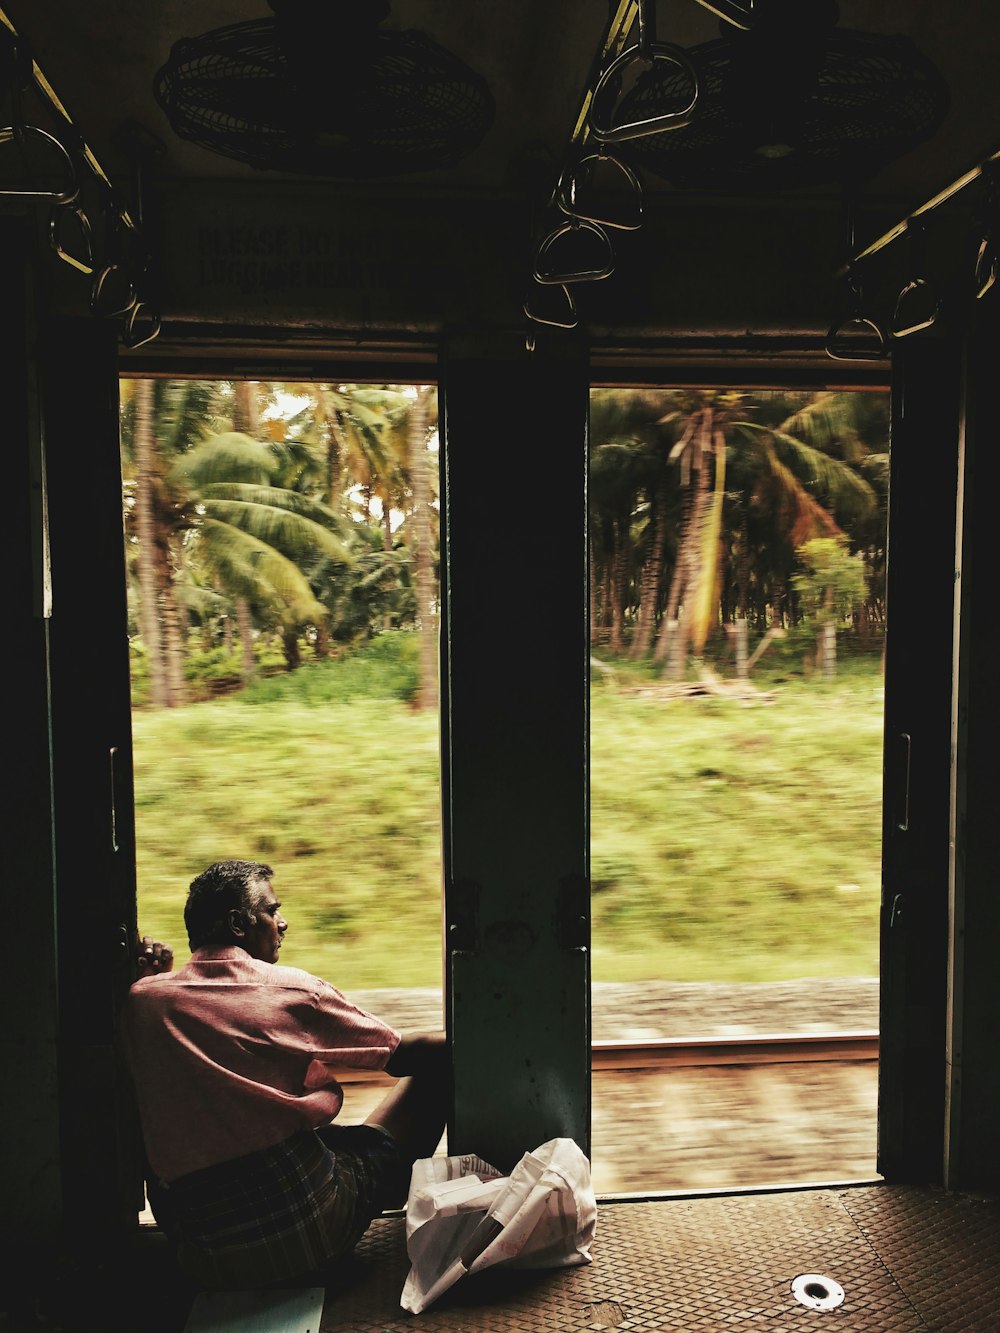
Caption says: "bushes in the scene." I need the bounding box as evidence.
[242,632,421,706]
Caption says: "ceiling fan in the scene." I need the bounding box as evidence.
[153,0,495,178]
[591,0,950,192]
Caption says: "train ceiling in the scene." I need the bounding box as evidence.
[1,1,995,208]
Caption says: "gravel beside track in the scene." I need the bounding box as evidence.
[348,977,880,1040]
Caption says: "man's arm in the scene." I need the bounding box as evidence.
[367,1031,450,1161]
[384,1030,448,1079]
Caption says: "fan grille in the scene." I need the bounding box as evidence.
[612,32,950,191]
[154,19,494,177]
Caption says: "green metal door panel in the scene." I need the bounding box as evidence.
[944,303,1000,1193]
[450,947,589,1172]
[43,318,142,1244]
[441,336,590,1173]
[1,220,62,1259]
[878,338,961,1183]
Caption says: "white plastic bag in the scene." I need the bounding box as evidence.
[400,1137,597,1314]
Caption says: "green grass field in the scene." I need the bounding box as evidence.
[132,637,883,989]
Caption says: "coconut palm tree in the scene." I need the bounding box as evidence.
[168,427,355,671]
[661,391,883,679]
[587,387,886,680]
[350,385,440,709]
[589,388,684,657]
[121,378,224,706]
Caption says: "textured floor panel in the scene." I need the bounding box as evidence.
[316,1186,1000,1331]
[839,1186,1000,1331]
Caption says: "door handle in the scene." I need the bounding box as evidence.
[896,732,911,832]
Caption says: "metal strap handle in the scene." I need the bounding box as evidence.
[91,260,137,317]
[826,267,888,361]
[589,41,699,142]
[49,201,94,273]
[556,151,644,231]
[0,124,78,203]
[974,236,997,300]
[890,220,938,337]
[523,278,578,329]
[891,278,939,338]
[588,1,698,145]
[123,298,161,348]
[973,167,999,300]
[532,218,614,285]
[826,315,888,362]
[89,192,142,315]
[0,33,79,204]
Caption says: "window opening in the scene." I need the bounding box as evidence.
[588,384,889,1194]
[119,374,444,1044]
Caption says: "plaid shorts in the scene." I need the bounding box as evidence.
[147,1124,411,1288]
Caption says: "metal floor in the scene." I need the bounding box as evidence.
[315,1184,1000,1331]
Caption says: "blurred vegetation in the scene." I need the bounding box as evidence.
[133,634,882,989]
[126,383,888,990]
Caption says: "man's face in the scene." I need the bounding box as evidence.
[241,881,288,963]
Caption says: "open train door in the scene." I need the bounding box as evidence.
[877,335,962,1184]
[43,314,144,1251]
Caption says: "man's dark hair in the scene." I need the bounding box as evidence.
[184,859,274,951]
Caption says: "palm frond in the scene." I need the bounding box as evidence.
[197,518,326,620]
[169,433,277,488]
[201,498,355,564]
[735,422,877,515]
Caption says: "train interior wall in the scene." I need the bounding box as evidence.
[3,11,1000,1323]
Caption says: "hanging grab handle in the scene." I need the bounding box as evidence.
[0,36,79,204]
[826,268,888,361]
[49,201,94,274]
[556,151,644,231]
[523,277,578,329]
[588,0,699,143]
[589,43,699,142]
[0,124,79,203]
[532,218,615,285]
[122,298,161,348]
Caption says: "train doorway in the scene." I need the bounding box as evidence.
[588,384,890,1193]
[119,375,446,1009]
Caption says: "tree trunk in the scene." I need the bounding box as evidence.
[770,577,787,629]
[232,379,258,434]
[163,539,188,706]
[237,596,256,684]
[630,481,668,659]
[687,418,725,661]
[162,574,187,706]
[133,379,169,707]
[383,498,393,553]
[409,387,438,711]
[326,398,344,506]
[282,628,301,670]
[736,509,750,619]
[654,454,699,665]
[663,412,715,682]
[821,588,837,679]
[732,617,749,679]
[608,518,629,654]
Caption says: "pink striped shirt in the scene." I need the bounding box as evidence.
[120,946,401,1182]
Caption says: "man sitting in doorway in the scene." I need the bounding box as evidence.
[120,858,448,1288]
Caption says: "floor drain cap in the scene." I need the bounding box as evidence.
[791,1274,846,1311]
